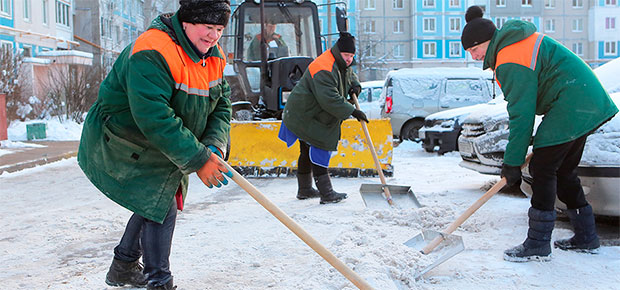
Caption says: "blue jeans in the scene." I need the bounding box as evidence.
[114,198,177,287]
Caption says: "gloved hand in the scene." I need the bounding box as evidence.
[196,152,233,188]
[351,109,369,123]
[207,145,223,158]
[501,164,522,187]
[348,85,361,97]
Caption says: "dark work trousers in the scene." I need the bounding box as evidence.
[298,141,328,176]
[113,198,177,287]
[529,133,589,211]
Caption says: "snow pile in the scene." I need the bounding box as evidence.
[581,92,620,165]
[594,57,620,94]
[7,117,83,141]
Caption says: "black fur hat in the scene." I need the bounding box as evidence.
[337,32,355,54]
[178,0,231,26]
[461,6,497,50]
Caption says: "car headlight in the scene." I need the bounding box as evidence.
[487,119,509,132]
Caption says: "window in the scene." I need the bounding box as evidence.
[496,0,506,7]
[572,18,583,32]
[522,0,532,6]
[423,18,436,32]
[495,17,507,29]
[1,41,13,52]
[572,0,583,8]
[42,0,48,25]
[449,17,461,32]
[545,19,555,32]
[394,44,404,57]
[393,20,404,33]
[365,0,375,10]
[423,42,436,57]
[368,45,375,57]
[545,0,555,8]
[23,0,30,21]
[0,0,11,15]
[604,41,617,56]
[606,17,616,30]
[449,0,460,8]
[521,17,533,23]
[449,42,461,57]
[364,20,376,33]
[572,42,583,56]
[605,0,617,5]
[423,0,435,8]
[22,45,32,57]
[393,0,403,9]
[56,0,70,27]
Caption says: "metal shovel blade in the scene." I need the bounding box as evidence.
[360,184,422,209]
[404,229,464,279]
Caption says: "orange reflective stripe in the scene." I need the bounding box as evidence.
[495,32,545,71]
[309,50,335,77]
[131,29,226,95]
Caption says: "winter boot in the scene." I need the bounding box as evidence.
[314,173,347,204]
[296,173,321,200]
[504,207,556,262]
[554,204,600,253]
[147,278,176,290]
[105,257,147,287]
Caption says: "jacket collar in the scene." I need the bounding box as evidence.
[483,20,537,70]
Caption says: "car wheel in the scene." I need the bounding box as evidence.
[401,120,424,142]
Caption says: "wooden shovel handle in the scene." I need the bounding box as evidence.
[216,156,374,290]
[422,153,534,254]
[350,93,393,206]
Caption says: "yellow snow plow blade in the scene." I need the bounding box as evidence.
[228,119,393,177]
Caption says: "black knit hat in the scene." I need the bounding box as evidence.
[461,6,496,50]
[178,0,231,26]
[336,32,355,54]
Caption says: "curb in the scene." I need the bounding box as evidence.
[0,151,78,174]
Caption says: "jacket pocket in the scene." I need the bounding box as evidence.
[315,111,335,126]
[100,123,146,183]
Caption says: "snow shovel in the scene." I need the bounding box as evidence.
[215,155,374,290]
[350,93,420,209]
[405,153,534,279]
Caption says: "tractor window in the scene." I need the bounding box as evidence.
[242,6,318,61]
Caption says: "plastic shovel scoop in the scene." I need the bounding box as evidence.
[360,184,422,210]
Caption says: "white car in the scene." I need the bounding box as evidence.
[357,80,384,119]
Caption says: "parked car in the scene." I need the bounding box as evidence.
[379,67,495,141]
[420,95,503,155]
[357,80,384,119]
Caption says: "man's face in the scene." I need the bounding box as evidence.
[340,52,355,67]
[183,23,225,54]
[265,23,277,36]
[466,41,490,61]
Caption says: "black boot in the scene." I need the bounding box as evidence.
[105,258,147,287]
[147,277,176,290]
[314,173,347,204]
[296,173,320,200]
[504,207,555,262]
[554,204,600,253]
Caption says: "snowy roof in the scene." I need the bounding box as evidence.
[361,80,385,88]
[37,50,94,58]
[22,57,52,64]
[594,57,620,93]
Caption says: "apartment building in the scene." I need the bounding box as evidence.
[589,0,619,63]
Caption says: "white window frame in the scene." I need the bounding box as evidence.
[545,0,555,8]
[572,42,583,56]
[55,0,70,27]
[522,0,532,7]
[423,0,435,8]
[1,0,12,16]
[423,42,436,57]
[423,17,436,33]
[545,19,555,32]
[449,42,461,57]
[364,20,376,34]
[23,0,31,21]
[392,0,403,10]
[495,17,507,29]
[365,0,375,10]
[449,0,460,8]
[605,0,617,6]
[393,19,404,33]
[1,40,13,52]
[496,0,506,7]
[572,0,583,8]
[521,16,533,23]
[604,41,617,56]
[572,18,583,32]
[368,45,375,57]
[449,17,461,32]
[606,17,616,30]
[394,44,404,58]
[42,0,48,25]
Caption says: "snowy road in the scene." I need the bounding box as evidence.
[1,142,619,289]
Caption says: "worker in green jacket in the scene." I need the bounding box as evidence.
[78,1,233,289]
[247,19,289,61]
[461,6,618,263]
[279,32,367,204]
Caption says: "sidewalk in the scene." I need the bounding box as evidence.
[0,141,80,173]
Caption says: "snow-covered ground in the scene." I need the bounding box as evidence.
[1,139,619,289]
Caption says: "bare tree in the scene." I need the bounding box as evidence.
[0,46,27,122]
[43,64,103,123]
